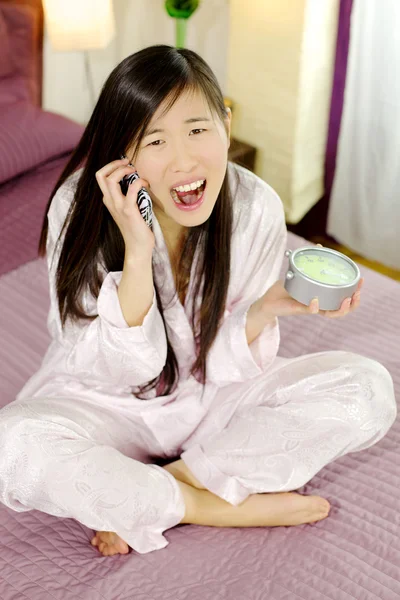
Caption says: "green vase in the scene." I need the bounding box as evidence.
[176,18,187,48]
[165,0,200,49]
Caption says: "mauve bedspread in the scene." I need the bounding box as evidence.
[0,154,75,277]
[0,231,399,600]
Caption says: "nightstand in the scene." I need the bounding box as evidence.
[228,137,257,173]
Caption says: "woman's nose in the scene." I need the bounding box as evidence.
[169,139,197,172]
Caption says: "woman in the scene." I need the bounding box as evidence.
[0,45,396,557]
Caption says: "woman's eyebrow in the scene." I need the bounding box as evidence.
[144,117,211,137]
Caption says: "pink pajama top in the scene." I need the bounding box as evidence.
[16,161,287,459]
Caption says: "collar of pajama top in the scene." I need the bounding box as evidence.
[134,163,286,455]
[151,209,202,366]
[135,205,216,455]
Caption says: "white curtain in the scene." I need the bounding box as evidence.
[327,0,400,270]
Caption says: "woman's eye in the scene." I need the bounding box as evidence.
[149,129,206,146]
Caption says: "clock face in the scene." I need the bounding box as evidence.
[293,249,357,285]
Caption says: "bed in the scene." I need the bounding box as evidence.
[0,0,83,277]
[1,2,400,599]
[1,233,399,599]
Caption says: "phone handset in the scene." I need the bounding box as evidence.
[118,155,153,229]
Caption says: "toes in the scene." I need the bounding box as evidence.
[92,531,130,556]
[317,497,331,514]
[310,496,331,516]
[100,545,113,557]
[101,545,126,557]
[116,540,129,553]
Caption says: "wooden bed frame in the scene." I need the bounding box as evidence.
[2,0,44,106]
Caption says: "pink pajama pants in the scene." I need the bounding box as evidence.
[0,351,396,554]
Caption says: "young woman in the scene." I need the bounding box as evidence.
[0,45,396,558]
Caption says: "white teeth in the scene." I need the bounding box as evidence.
[173,179,205,193]
[170,179,206,205]
[171,189,183,203]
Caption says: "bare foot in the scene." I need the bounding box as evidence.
[91,531,130,557]
[162,460,331,527]
[194,491,331,528]
[90,491,331,555]
[243,491,331,527]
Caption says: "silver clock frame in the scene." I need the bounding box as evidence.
[284,246,361,311]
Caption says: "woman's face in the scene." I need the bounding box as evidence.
[126,88,231,237]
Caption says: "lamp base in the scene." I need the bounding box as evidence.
[83,50,96,109]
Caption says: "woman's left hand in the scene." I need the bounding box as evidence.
[259,277,363,320]
[313,276,363,318]
[311,244,363,318]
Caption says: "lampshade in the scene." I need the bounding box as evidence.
[42,0,116,51]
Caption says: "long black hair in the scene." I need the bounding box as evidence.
[38,44,238,399]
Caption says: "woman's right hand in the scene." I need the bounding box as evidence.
[95,157,155,256]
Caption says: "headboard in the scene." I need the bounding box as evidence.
[0,0,44,106]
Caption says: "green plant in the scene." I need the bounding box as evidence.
[165,0,200,48]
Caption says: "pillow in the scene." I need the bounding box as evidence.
[0,102,84,185]
[0,2,40,105]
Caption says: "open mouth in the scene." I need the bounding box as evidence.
[170,180,206,206]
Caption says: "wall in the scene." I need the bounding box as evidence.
[43,0,230,124]
[43,0,338,223]
[226,0,339,223]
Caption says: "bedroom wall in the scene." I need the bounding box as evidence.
[42,0,338,224]
[42,0,230,124]
[226,0,339,223]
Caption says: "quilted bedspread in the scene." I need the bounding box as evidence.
[0,154,72,278]
[0,231,399,599]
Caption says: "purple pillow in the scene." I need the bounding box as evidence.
[0,102,84,185]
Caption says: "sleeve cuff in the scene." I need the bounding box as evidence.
[232,304,266,379]
[180,445,250,506]
[246,309,280,372]
[207,304,280,384]
[97,271,160,343]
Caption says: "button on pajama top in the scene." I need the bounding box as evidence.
[0,162,396,554]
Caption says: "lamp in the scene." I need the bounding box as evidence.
[42,0,116,107]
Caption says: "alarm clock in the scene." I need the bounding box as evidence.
[284,246,361,311]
